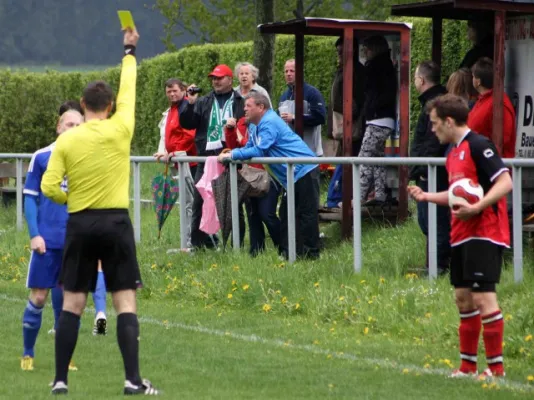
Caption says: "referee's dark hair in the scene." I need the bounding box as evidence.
[82,81,114,112]
[58,100,83,116]
[472,57,493,89]
[426,93,470,126]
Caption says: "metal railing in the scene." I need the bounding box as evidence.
[1,153,529,283]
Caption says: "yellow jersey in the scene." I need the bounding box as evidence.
[42,55,136,213]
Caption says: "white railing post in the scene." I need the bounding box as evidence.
[286,163,296,263]
[133,161,141,243]
[427,165,438,280]
[352,164,362,273]
[178,161,188,250]
[16,158,23,231]
[512,166,523,283]
[229,163,240,251]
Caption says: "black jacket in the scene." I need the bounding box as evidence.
[332,61,365,119]
[459,36,494,69]
[180,90,245,156]
[363,52,397,122]
[409,84,449,183]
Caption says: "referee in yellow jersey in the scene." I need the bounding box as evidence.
[42,28,159,396]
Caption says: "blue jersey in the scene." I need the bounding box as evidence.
[24,143,68,249]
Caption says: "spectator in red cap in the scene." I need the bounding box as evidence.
[180,64,246,250]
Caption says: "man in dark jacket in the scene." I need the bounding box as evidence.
[181,64,246,249]
[410,61,450,274]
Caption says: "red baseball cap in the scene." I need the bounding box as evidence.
[208,64,233,78]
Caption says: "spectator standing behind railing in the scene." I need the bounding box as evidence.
[234,62,272,108]
[459,20,494,69]
[410,61,450,275]
[153,78,198,250]
[358,35,397,207]
[180,64,246,250]
[225,117,281,256]
[467,58,516,159]
[279,59,325,209]
[218,92,320,260]
[446,68,479,110]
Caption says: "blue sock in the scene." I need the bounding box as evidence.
[92,271,107,315]
[51,286,63,330]
[22,300,44,357]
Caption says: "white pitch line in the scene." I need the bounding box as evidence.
[1,293,532,393]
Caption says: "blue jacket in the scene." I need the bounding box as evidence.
[231,110,318,189]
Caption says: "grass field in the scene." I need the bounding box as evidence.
[1,176,533,398]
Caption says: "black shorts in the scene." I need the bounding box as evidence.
[450,239,503,291]
[61,209,142,293]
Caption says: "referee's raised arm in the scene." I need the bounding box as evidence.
[111,28,140,137]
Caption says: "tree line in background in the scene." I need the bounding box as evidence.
[0,0,409,67]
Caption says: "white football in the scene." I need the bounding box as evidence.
[448,178,484,209]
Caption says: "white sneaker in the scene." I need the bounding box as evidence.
[449,369,478,378]
[93,312,107,336]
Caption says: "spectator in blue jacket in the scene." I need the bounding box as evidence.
[218,92,320,260]
[279,59,326,208]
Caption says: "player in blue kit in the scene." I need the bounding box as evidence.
[20,109,84,371]
[47,101,109,338]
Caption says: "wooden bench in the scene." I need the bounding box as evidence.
[0,162,29,207]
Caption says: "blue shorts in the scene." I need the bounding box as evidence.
[26,249,63,289]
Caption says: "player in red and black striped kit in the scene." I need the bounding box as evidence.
[408,94,513,380]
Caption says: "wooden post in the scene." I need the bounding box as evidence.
[341,28,354,239]
[295,33,305,137]
[493,10,506,155]
[398,29,411,222]
[432,17,442,76]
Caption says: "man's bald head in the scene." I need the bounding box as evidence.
[57,110,84,135]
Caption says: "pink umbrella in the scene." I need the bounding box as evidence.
[195,156,225,235]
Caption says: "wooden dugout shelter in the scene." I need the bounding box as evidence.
[258,18,412,239]
[391,0,534,157]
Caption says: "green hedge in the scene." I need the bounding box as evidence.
[0,18,468,155]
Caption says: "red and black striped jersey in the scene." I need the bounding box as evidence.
[446,131,510,248]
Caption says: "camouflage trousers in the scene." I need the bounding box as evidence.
[358,124,393,201]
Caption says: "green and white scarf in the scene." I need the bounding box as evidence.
[206,94,234,151]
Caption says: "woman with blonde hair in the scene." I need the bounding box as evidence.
[446,68,478,109]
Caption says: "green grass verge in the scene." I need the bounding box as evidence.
[0,199,533,398]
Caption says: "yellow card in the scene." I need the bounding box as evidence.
[117,10,135,30]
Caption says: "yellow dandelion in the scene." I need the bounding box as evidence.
[482,383,488,389]
[275,290,281,295]
[233,265,240,271]
[151,264,157,270]
[502,342,506,348]
[232,287,237,292]
[368,300,373,305]
[279,263,285,268]
[217,312,223,317]
[328,383,334,389]
[379,277,386,284]
[242,284,250,291]
[402,368,409,374]
[527,375,534,382]
[19,256,26,262]
[364,327,369,335]
[504,314,512,321]
[425,313,432,319]
[339,296,345,301]
[314,282,320,288]
[211,263,217,268]
[295,303,301,310]
[525,334,533,342]
[424,363,431,369]
[231,279,237,286]
[262,303,272,313]
[313,340,320,345]
[281,296,288,304]
[489,383,497,389]
[166,262,172,267]
[227,293,233,299]
[360,280,366,284]
[326,354,332,359]
[330,327,335,333]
